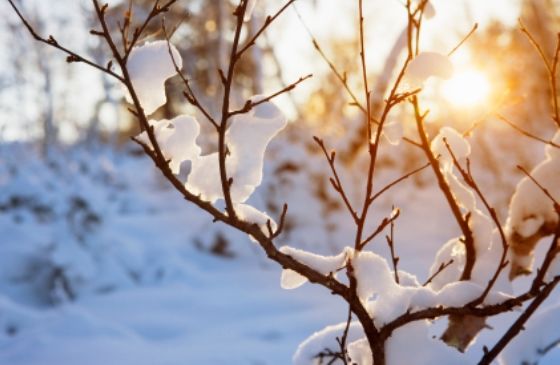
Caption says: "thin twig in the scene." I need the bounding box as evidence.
[447,23,478,57]
[236,0,298,58]
[369,162,430,203]
[517,166,560,209]
[497,114,560,149]
[358,208,400,251]
[229,74,312,118]
[314,137,359,223]
[7,0,124,82]
[478,276,560,365]
[422,259,454,287]
[386,210,400,284]
[162,21,218,129]
[442,140,509,306]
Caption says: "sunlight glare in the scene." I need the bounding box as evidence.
[441,70,491,107]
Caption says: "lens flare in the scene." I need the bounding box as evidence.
[441,70,491,107]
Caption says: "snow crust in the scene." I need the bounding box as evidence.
[127,41,182,115]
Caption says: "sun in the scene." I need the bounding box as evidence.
[441,70,491,107]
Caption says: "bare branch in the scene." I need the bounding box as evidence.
[7,0,124,82]
[497,114,560,149]
[229,74,312,118]
[422,259,454,287]
[447,23,478,57]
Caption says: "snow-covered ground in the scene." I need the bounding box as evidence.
[0,140,558,365]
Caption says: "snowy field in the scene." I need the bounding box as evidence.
[0,139,559,365]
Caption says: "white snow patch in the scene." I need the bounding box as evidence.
[406,52,453,87]
[279,246,350,290]
[127,41,182,115]
[137,115,201,174]
[186,97,287,203]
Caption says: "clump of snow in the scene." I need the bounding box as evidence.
[347,338,371,365]
[431,126,471,170]
[299,321,469,365]
[279,246,350,290]
[353,250,396,303]
[293,321,364,365]
[244,0,257,21]
[385,321,467,364]
[506,129,560,278]
[185,153,221,202]
[127,41,182,115]
[234,202,276,243]
[445,170,476,211]
[137,115,201,174]
[405,52,453,87]
[427,126,513,297]
[186,97,288,204]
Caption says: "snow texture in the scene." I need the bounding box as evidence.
[186,97,288,203]
[506,130,560,276]
[137,115,201,174]
[234,202,276,243]
[406,52,453,87]
[127,41,182,115]
[279,246,350,290]
[431,126,471,170]
[293,322,364,365]
[385,321,467,364]
[353,250,396,303]
[0,139,558,365]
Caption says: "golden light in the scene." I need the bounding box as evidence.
[441,70,491,107]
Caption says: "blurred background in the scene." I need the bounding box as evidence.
[0,1,560,364]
